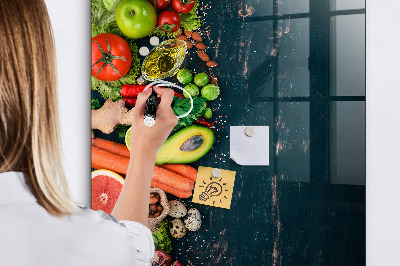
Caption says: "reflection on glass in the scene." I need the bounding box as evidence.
[330,101,365,185]
[278,18,310,97]
[239,0,273,18]
[245,21,275,98]
[278,0,309,14]
[330,14,365,96]
[330,0,365,11]
[277,102,310,182]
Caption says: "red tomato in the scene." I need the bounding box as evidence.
[150,0,171,10]
[91,33,132,81]
[171,0,195,14]
[157,10,181,32]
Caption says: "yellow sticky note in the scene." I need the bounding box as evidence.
[192,166,236,209]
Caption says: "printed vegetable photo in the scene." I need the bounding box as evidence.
[91,0,366,265]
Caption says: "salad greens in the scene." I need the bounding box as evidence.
[152,0,201,38]
[179,0,201,32]
[91,0,141,100]
[172,96,207,131]
[152,219,173,254]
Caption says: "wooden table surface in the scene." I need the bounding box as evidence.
[93,0,366,265]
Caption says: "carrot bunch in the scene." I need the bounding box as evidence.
[91,138,197,198]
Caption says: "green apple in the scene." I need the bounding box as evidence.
[116,0,157,39]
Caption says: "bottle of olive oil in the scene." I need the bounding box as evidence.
[138,39,187,84]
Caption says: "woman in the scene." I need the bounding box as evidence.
[0,0,177,265]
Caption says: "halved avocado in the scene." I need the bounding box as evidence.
[156,125,214,164]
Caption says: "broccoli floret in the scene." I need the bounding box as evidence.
[152,219,173,254]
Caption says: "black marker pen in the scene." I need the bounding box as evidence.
[144,90,158,127]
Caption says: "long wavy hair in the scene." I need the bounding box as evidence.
[0,0,76,216]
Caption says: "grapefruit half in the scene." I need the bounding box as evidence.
[91,169,124,214]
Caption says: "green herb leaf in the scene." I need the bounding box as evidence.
[115,125,131,138]
[91,99,101,110]
[172,96,207,131]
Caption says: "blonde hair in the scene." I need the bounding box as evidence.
[0,0,76,216]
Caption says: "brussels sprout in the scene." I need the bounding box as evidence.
[203,108,212,119]
[194,73,209,87]
[177,69,193,84]
[183,84,199,98]
[201,84,219,101]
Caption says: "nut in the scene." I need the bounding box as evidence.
[149,204,157,212]
[195,42,207,50]
[192,32,203,42]
[197,50,210,61]
[176,35,188,41]
[184,30,192,38]
[206,60,218,67]
[185,40,193,49]
[210,76,218,84]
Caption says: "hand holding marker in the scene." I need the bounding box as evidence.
[143,80,194,127]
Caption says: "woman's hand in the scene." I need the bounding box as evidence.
[130,86,178,158]
[112,86,178,224]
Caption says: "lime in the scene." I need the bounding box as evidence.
[125,126,132,150]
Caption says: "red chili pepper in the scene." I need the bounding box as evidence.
[120,85,148,97]
[194,117,215,129]
[123,97,137,108]
[174,91,184,98]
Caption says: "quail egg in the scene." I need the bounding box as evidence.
[168,200,187,218]
[169,218,186,238]
[184,208,202,231]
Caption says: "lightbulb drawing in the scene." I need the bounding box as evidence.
[199,182,222,201]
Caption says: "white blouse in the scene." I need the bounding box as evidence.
[0,171,154,266]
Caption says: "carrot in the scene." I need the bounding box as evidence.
[91,145,129,175]
[151,180,192,198]
[152,166,194,192]
[92,145,195,193]
[159,164,198,182]
[91,138,130,158]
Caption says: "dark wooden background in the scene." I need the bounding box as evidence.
[93,0,366,265]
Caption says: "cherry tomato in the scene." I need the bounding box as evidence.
[150,0,171,10]
[171,0,195,14]
[157,10,181,32]
[91,33,132,81]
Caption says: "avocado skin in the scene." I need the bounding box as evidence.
[156,125,214,164]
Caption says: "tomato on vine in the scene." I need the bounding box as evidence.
[151,0,171,10]
[156,10,181,32]
[171,0,195,14]
[91,33,132,81]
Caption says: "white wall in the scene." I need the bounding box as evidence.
[44,0,400,263]
[45,0,91,206]
[366,0,400,265]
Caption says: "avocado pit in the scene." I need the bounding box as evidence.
[180,135,203,151]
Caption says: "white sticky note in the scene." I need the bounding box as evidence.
[229,126,269,166]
